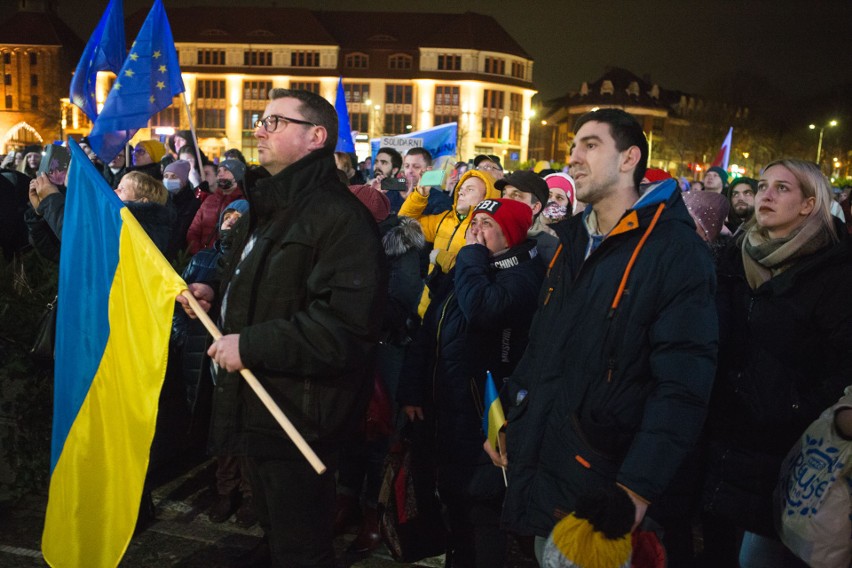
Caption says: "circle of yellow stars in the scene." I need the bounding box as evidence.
[111,48,169,105]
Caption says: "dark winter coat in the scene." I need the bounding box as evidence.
[172,238,227,414]
[207,148,386,459]
[398,239,544,499]
[0,169,30,260]
[102,163,127,189]
[703,224,852,536]
[378,214,425,345]
[127,161,162,181]
[502,179,718,537]
[166,183,201,260]
[124,200,175,256]
[24,188,66,262]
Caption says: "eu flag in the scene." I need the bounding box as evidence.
[69,0,125,122]
[42,140,186,568]
[335,77,356,154]
[89,0,185,164]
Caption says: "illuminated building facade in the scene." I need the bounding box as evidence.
[0,0,85,153]
[126,7,537,164]
[1,6,536,164]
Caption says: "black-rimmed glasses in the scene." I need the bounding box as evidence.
[254,114,317,133]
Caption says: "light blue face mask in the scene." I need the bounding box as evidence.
[163,178,182,193]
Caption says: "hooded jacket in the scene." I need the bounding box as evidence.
[186,185,245,254]
[398,238,544,499]
[398,170,501,317]
[207,147,385,458]
[501,179,718,537]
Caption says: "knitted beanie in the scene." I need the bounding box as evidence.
[471,198,533,248]
[350,184,391,223]
[533,160,552,174]
[642,168,672,184]
[728,176,757,194]
[136,140,167,163]
[163,160,191,186]
[542,487,634,568]
[219,159,246,183]
[707,166,729,185]
[544,173,576,207]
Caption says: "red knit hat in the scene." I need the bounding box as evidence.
[349,184,390,223]
[471,198,533,248]
[642,168,672,184]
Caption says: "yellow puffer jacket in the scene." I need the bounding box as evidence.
[398,170,501,317]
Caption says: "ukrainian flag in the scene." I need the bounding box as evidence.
[482,371,506,451]
[42,140,186,568]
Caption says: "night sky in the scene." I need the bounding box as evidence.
[2,0,850,105]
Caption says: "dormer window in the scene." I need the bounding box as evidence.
[388,54,412,70]
[344,53,369,69]
[626,81,640,97]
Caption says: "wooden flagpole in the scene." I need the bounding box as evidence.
[180,290,327,475]
[181,96,205,177]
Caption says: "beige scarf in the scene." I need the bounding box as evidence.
[742,215,835,289]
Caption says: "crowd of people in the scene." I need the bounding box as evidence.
[2,91,852,568]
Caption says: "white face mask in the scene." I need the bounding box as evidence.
[163,178,182,193]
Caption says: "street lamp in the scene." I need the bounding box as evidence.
[809,120,838,166]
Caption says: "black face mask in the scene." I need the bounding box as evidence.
[217,179,234,190]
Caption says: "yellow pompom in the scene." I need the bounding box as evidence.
[549,514,632,568]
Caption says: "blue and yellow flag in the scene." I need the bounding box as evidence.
[89,0,185,164]
[69,0,125,122]
[482,371,506,451]
[41,140,186,568]
[334,77,356,153]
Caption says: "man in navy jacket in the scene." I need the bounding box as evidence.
[497,109,718,558]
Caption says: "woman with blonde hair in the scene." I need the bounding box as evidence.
[114,171,174,253]
[701,159,852,567]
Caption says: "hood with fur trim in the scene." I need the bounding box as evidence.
[381,215,426,257]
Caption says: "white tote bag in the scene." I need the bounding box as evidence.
[775,389,852,568]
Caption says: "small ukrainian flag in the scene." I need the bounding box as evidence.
[482,371,506,451]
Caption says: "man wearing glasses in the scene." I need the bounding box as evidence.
[180,89,385,567]
[474,154,505,181]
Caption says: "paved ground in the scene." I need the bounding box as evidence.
[0,457,537,568]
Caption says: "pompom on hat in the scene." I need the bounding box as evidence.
[541,486,634,568]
